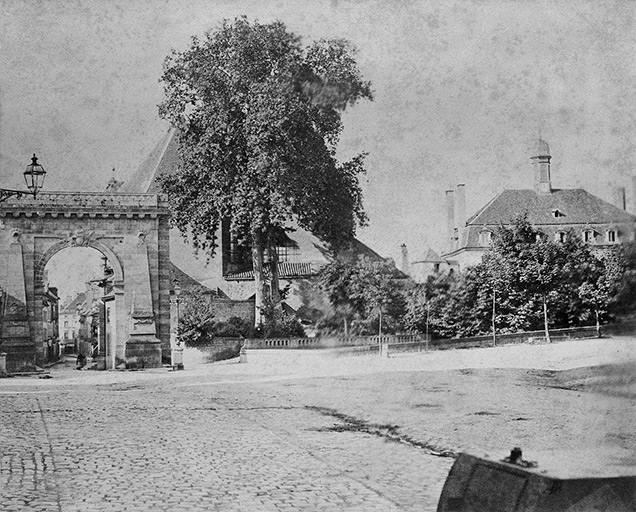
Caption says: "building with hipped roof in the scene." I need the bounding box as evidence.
[441,139,636,270]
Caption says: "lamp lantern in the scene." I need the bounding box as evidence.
[23,154,46,198]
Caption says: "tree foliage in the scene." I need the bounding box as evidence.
[158,18,372,325]
[405,216,626,339]
[317,259,407,335]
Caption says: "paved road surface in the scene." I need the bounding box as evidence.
[3,336,635,511]
[1,361,452,511]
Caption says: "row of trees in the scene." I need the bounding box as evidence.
[404,217,627,340]
[178,215,633,345]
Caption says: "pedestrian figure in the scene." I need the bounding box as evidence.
[76,353,86,370]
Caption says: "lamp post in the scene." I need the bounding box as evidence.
[0,154,47,203]
[170,280,184,370]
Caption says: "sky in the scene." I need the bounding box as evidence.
[2,0,636,265]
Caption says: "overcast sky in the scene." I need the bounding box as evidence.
[2,0,636,265]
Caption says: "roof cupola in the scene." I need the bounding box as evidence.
[531,138,552,194]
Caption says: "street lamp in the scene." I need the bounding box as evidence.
[170,279,184,370]
[0,154,47,203]
[172,280,182,344]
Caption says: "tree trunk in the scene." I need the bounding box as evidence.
[491,288,496,347]
[267,233,282,309]
[543,296,551,343]
[251,232,267,327]
[343,317,348,337]
[595,306,601,338]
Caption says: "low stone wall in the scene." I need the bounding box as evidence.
[379,326,599,358]
[186,337,243,363]
[245,334,422,350]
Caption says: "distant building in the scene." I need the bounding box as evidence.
[41,282,60,363]
[59,292,85,353]
[441,139,636,270]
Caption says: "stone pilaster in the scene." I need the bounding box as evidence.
[125,234,161,367]
[0,240,35,372]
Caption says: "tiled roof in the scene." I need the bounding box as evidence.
[467,189,636,226]
[169,262,218,295]
[225,262,315,281]
[60,292,86,314]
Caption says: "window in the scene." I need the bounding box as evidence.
[606,230,617,243]
[582,230,596,243]
[555,231,567,243]
[479,230,493,246]
[64,321,69,327]
[276,245,299,263]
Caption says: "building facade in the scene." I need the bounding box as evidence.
[441,139,636,270]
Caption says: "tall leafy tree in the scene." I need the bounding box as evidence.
[318,259,407,335]
[158,18,372,325]
[577,247,624,336]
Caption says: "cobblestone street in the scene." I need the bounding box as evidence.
[0,362,452,512]
[2,337,635,511]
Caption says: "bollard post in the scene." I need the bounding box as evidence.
[171,344,184,370]
[0,352,6,376]
[380,342,389,358]
[239,344,247,363]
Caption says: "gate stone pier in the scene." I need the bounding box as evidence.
[0,192,171,372]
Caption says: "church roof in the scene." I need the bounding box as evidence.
[120,128,178,193]
[467,188,636,227]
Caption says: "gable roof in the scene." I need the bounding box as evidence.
[467,188,636,227]
[60,292,86,315]
[413,248,443,263]
[120,128,178,193]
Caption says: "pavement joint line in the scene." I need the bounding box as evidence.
[35,396,63,512]
[307,405,458,458]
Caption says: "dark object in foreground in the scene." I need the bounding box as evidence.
[437,448,636,511]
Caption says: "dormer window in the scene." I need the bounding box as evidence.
[552,209,566,218]
[582,229,597,244]
[606,229,618,243]
[479,230,493,246]
[555,231,567,243]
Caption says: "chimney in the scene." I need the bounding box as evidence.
[613,186,626,210]
[445,189,456,251]
[400,243,409,275]
[455,183,466,242]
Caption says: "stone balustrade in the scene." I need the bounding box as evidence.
[0,192,169,214]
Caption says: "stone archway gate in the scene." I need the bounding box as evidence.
[0,192,171,372]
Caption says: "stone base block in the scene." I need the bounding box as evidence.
[1,340,37,373]
[125,337,162,368]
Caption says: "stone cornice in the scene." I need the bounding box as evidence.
[0,192,170,217]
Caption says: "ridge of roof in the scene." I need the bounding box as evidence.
[467,188,636,226]
[120,127,176,193]
[465,190,506,225]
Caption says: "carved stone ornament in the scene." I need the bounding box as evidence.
[11,229,20,244]
[69,229,94,247]
[137,231,147,245]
